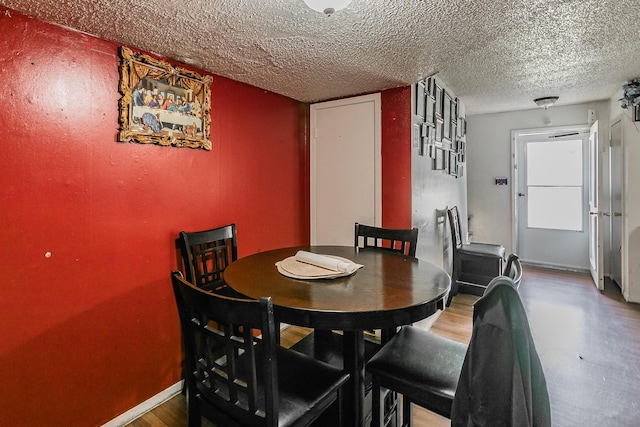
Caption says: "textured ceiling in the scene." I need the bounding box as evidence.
[2,0,639,115]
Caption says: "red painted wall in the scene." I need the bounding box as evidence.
[381,87,413,228]
[0,7,309,426]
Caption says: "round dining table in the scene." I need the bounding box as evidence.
[224,245,451,427]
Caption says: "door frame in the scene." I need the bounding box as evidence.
[589,120,605,289]
[609,117,626,296]
[511,125,590,269]
[309,93,382,244]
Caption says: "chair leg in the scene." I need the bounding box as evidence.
[337,388,344,427]
[402,397,413,427]
[446,274,460,307]
[186,385,202,427]
[371,376,384,427]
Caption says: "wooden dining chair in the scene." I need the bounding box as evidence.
[367,276,551,427]
[355,223,419,257]
[447,206,505,304]
[177,223,245,297]
[171,271,350,427]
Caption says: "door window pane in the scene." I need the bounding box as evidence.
[527,140,583,186]
[526,139,584,231]
[528,187,583,230]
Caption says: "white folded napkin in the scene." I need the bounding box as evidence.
[294,250,362,274]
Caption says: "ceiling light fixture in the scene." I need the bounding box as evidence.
[302,0,352,16]
[534,96,559,109]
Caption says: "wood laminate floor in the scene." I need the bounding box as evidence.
[125,266,640,427]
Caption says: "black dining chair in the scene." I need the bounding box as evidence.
[355,222,419,343]
[177,223,246,297]
[367,276,551,427]
[503,253,523,289]
[447,206,505,304]
[289,223,419,425]
[171,271,350,427]
[355,223,419,257]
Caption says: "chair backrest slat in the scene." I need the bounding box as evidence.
[178,224,238,291]
[354,223,419,257]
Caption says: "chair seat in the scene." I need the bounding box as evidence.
[197,340,349,427]
[367,326,467,418]
[275,346,350,427]
[459,242,505,259]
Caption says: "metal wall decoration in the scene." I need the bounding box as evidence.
[118,46,213,150]
[413,76,465,178]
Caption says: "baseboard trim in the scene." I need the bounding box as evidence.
[102,381,183,427]
[521,260,589,274]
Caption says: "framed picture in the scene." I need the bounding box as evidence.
[412,123,421,149]
[421,137,429,157]
[460,117,467,137]
[449,151,458,176]
[444,118,451,141]
[118,47,212,150]
[452,97,459,122]
[421,125,432,156]
[425,96,435,126]
[435,85,443,118]
[428,142,436,159]
[434,147,445,170]
[458,140,466,163]
[415,82,426,118]
[444,147,450,171]
[435,118,443,144]
[443,92,452,139]
[426,77,435,97]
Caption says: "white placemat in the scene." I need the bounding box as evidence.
[276,252,363,280]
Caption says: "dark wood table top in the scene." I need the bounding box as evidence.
[224,245,451,330]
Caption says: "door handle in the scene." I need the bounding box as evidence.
[518,192,525,197]
[603,212,610,217]
[614,212,622,217]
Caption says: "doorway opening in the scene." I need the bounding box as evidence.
[513,126,590,271]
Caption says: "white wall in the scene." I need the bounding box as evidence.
[465,101,610,261]
[412,78,467,275]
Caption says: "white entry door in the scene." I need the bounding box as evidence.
[515,127,590,269]
[588,121,605,290]
[310,93,381,246]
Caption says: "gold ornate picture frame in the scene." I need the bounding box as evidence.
[118,46,212,150]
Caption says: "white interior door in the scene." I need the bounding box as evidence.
[609,120,623,288]
[589,121,605,290]
[310,93,381,246]
[515,127,590,269]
